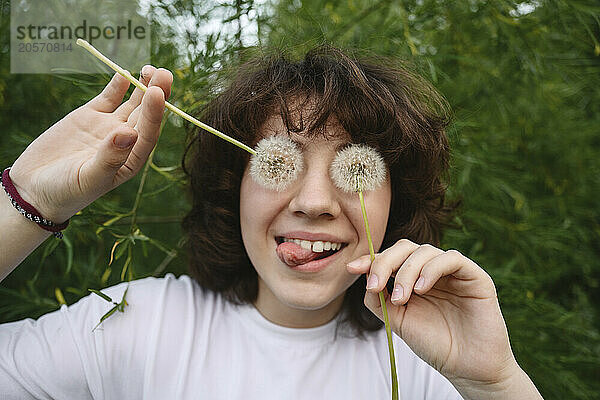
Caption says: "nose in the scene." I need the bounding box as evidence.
[288,162,342,219]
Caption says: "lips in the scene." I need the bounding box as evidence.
[276,241,318,266]
[275,237,345,272]
[275,231,347,244]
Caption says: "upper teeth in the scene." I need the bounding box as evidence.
[283,238,343,252]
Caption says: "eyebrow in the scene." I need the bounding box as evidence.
[290,139,351,152]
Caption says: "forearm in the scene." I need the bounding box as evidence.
[0,189,51,282]
[452,367,543,400]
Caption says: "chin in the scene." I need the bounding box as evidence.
[273,278,348,311]
[280,293,334,311]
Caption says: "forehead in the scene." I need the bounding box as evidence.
[258,111,352,153]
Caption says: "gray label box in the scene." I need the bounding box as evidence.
[11,0,150,74]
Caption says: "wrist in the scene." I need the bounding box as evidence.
[8,170,62,222]
[0,184,52,281]
[451,364,543,400]
[2,168,69,238]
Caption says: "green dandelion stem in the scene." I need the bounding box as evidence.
[75,39,256,156]
[358,189,376,258]
[358,186,399,400]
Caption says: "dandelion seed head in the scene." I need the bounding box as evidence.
[249,135,304,191]
[330,143,386,193]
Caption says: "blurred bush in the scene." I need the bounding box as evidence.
[1,0,598,398]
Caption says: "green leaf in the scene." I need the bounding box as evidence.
[54,287,66,305]
[96,213,130,235]
[40,239,60,265]
[65,287,84,296]
[148,237,174,255]
[88,289,113,303]
[92,304,119,332]
[121,285,130,307]
[120,249,133,281]
[131,231,150,242]
[114,240,130,262]
[62,234,73,276]
[101,268,112,286]
[426,58,438,83]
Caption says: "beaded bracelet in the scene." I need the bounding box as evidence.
[1,167,69,239]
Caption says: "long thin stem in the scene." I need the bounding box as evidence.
[75,39,256,156]
[358,187,399,400]
[130,147,155,231]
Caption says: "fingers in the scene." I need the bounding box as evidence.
[388,244,444,304]
[361,239,423,294]
[363,286,392,321]
[117,66,173,122]
[120,86,166,175]
[417,249,497,299]
[346,239,446,308]
[149,67,173,101]
[113,65,155,119]
[360,241,443,324]
[88,72,131,113]
[80,85,165,194]
[84,126,138,189]
[346,253,376,272]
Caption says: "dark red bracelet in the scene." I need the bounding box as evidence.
[1,167,69,239]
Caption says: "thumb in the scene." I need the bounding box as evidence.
[89,127,138,184]
[346,253,378,274]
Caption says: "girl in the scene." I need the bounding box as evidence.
[0,45,543,399]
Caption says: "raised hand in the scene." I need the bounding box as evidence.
[8,66,173,224]
[345,239,534,396]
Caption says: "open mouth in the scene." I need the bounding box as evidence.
[275,236,347,260]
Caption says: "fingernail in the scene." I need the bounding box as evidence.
[391,284,404,302]
[347,258,363,268]
[148,70,158,85]
[141,65,152,79]
[113,134,135,149]
[366,274,379,290]
[414,276,425,290]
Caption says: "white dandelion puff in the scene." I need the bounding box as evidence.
[331,143,397,399]
[249,135,304,191]
[330,143,386,193]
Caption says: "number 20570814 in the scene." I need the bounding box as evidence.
[18,42,73,52]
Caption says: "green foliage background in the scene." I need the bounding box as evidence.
[1,0,599,398]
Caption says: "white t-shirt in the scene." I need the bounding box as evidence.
[0,273,463,399]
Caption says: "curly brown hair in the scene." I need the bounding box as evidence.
[182,44,457,338]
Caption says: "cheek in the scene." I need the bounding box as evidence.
[376,183,392,225]
[239,173,285,232]
[240,174,257,236]
[347,184,391,247]
[375,184,392,235]
[240,175,263,230]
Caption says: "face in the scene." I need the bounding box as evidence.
[239,114,392,328]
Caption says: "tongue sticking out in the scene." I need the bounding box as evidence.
[276,241,321,266]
